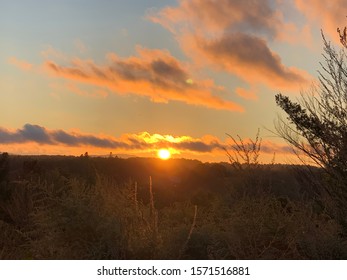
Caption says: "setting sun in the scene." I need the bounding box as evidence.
[157,149,171,160]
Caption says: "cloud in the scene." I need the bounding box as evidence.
[51,129,131,149]
[8,57,33,71]
[42,47,243,112]
[235,87,258,101]
[294,0,347,44]
[0,124,293,156]
[66,83,108,98]
[0,124,52,144]
[187,33,310,90]
[0,124,136,149]
[149,0,312,92]
[148,0,282,38]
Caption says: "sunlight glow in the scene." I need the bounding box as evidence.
[186,78,194,85]
[157,149,171,160]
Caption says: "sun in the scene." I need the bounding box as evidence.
[157,149,171,160]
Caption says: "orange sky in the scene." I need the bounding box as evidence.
[1,0,346,163]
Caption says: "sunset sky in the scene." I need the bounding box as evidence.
[1,0,346,163]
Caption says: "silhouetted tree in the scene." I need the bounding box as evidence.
[275,32,347,229]
[224,129,262,170]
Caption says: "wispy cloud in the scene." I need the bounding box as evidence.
[8,57,33,71]
[148,0,282,38]
[66,83,108,98]
[235,87,258,101]
[74,38,88,54]
[0,124,293,157]
[41,47,243,112]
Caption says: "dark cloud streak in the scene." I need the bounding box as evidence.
[0,124,293,155]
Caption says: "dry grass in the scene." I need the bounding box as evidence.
[1,153,347,259]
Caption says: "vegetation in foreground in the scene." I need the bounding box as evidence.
[1,153,346,259]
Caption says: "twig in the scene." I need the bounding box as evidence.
[178,205,198,259]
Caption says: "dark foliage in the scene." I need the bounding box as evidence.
[275,33,347,233]
[0,153,345,259]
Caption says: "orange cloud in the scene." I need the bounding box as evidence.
[294,0,347,44]
[42,47,243,112]
[276,22,314,48]
[66,83,108,98]
[0,124,294,158]
[150,0,312,93]
[185,33,310,91]
[149,0,282,38]
[8,57,33,71]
